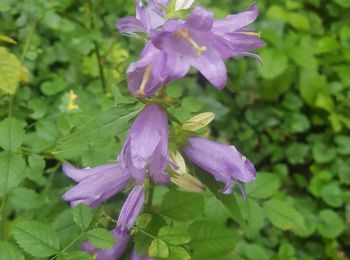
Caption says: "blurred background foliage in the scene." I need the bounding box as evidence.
[0,0,349,259]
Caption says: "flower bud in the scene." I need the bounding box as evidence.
[171,174,205,193]
[175,0,196,11]
[170,150,187,175]
[182,112,215,132]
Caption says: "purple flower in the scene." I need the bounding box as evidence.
[116,184,145,234]
[151,4,264,89]
[81,184,145,259]
[81,231,129,260]
[117,0,168,37]
[62,163,130,207]
[127,42,188,97]
[119,103,170,184]
[183,137,256,194]
[131,249,155,259]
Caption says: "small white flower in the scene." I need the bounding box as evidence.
[175,0,196,11]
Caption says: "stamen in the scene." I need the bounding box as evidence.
[136,65,152,96]
[242,155,247,161]
[175,29,207,58]
[240,31,261,38]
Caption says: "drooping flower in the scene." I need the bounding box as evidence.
[81,184,145,260]
[183,137,256,194]
[118,103,170,184]
[151,4,264,89]
[62,163,130,207]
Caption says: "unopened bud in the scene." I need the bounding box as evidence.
[170,151,187,175]
[175,0,195,11]
[182,112,215,132]
[171,174,205,193]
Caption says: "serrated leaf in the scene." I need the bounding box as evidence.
[0,152,26,197]
[52,209,81,248]
[10,187,43,209]
[148,239,169,259]
[136,213,152,229]
[168,246,191,260]
[13,220,60,257]
[0,118,25,151]
[0,47,22,94]
[263,199,305,231]
[245,172,281,199]
[0,241,25,260]
[72,204,93,230]
[87,228,115,249]
[56,103,143,157]
[189,221,236,257]
[57,250,93,260]
[317,209,345,239]
[161,190,204,221]
[195,167,245,227]
[134,214,166,256]
[158,226,190,245]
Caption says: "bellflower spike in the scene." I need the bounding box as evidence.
[151,4,264,89]
[81,232,129,260]
[183,137,256,194]
[62,163,130,207]
[119,103,170,184]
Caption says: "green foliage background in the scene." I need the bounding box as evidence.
[0,0,349,259]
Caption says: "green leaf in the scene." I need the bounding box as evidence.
[0,47,22,95]
[87,228,115,249]
[136,213,152,229]
[56,103,143,158]
[299,69,328,106]
[258,49,288,79]
[312,143,336,163]
[161,190,204,221]
[168,246,191,260]
[10,187,43,209]
[333,0,350,8]
[189,221,236,258]
[0,152,26,197]
[317,209,345,238]
[335,135,350,155]
[13,220,60,257]
[148,239,169,259]
[134,214,166,256]
[0,118,25,151]
[321,182,343,207]
[72,204,93,230]
[287,13,310,31]
[263,199,305,231]
[57,250,93,260]
[195,168,245,227]
[158,226,190,245]
[0,241,25,260]
[240,243,270,260]
[245,172,281,199]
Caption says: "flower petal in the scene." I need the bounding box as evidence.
[116,16,145,36]
[186,6,214,31]
[62,163,119,182]
[213,3,258,34]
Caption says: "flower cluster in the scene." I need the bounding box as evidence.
[62,0,263,259]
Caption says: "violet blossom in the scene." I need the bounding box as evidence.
[151,4,264,89]
[118,103,170,185]
[81,185,145,260]
[183,137,256,194]
[62,163,130,207]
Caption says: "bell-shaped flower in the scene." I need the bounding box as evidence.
[81,184,145,259]
[62,163,130,207]
[183,137,256,194]
[119,103,170,184]
[151,4,264,89]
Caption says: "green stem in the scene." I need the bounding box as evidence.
[146,185,154,211]
[94,40,107,93]
[20,20,37,63]
[0,196,8,240]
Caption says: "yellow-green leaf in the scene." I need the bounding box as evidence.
[0,47,22,94]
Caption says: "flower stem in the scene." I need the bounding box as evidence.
[146,185,154,211]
